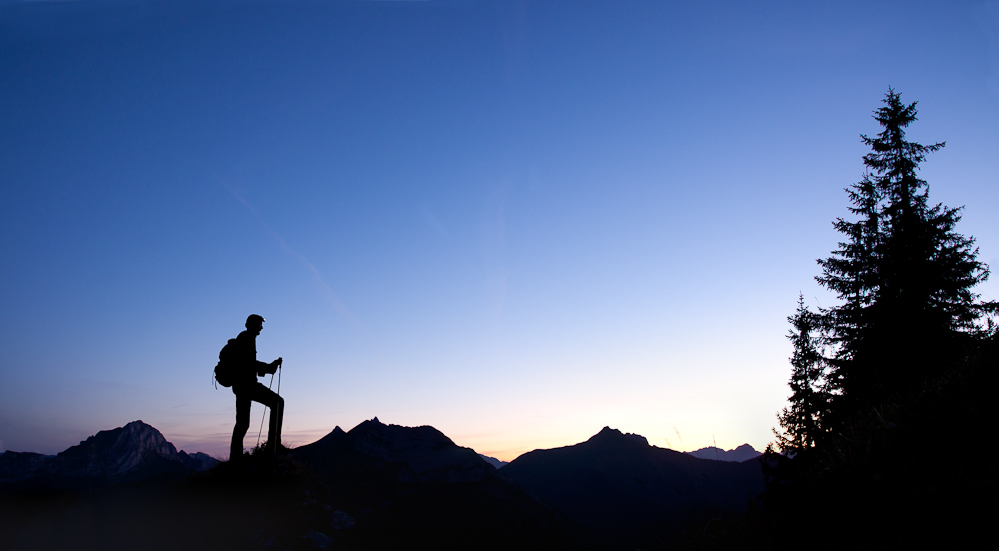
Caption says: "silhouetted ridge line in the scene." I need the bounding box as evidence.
[296,417,495,482]
[291,417,583,549]
[479,454,508,469]
[589,426,650,445]
[0,420,217,492]
[686,443,762,462]
[501,426,764,549]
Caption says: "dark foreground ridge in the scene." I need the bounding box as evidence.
[502,427,765,548]
[1,420,764,550]
[291,417,583,549]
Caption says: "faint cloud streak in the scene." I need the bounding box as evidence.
[217,175,354,321]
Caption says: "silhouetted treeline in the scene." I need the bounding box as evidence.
[678,90,998,548]
[778,89,994,449]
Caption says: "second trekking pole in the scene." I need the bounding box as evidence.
[256,371,277,447]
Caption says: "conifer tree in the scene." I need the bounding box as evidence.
[764,89,997,549]
[816,89,992,411]
[773,295,828,454]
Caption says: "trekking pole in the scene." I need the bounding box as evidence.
[256,371,276,447]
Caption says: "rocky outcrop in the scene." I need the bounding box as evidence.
[0,420,217,491]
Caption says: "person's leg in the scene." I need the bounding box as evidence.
[268,395,284,453]
[231,390,251,460]
[247,382,284,453]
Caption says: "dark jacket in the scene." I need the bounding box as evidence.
[232,330,273,389]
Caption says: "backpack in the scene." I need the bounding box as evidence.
[214,338,239,388]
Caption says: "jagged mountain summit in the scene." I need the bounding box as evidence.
[292,416,514,480]
[291,417,582,549]
[295,417,495,482]
[501,426,765,548]
[685,443,762,462]
[0,420,216,491]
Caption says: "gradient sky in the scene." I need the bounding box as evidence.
[2,0,997,461]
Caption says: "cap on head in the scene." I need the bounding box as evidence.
[245,314,265,328]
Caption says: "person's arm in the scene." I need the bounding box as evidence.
[258,357,282,376]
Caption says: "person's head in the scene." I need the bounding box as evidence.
[245,314,265,335]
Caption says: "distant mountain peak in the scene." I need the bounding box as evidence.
[125,419,153,429]
[2,420,216,491]
[56,420,178,477]
[295,419,496,483]
[588,427,650,447]
[685,444,761,462]
[314,425,346,446]
[501,427,766,548]
[479,454,508,469]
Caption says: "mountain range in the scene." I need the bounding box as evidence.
[0,420,216,492]
[291,417,581,548]
[502,427,765,547]
[1,420,765,549]
[685,443,762,462]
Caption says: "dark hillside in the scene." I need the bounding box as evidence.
[291,417,585,550]
[1,419,584,550]
[501,427,764,548]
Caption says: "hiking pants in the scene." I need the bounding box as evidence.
[231,381,284,459]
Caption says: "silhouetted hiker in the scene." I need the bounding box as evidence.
[229,314,284,460]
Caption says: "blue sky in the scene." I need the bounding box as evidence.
[2,0,997,460]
